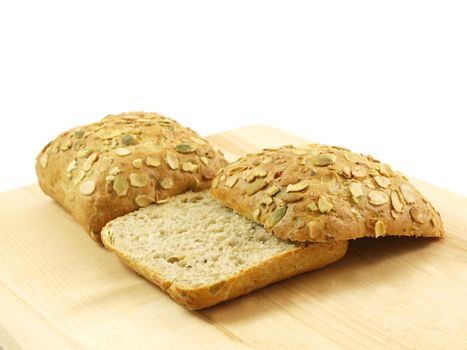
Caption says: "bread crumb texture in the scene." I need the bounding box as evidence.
[103,192,298,288]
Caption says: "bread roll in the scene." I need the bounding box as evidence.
[36,112,227,241]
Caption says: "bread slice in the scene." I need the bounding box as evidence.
[101,191,348,310]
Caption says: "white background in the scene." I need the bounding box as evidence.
[1,1,466,195]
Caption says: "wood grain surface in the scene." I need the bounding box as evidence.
[0,125,466,350]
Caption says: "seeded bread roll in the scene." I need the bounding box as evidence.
[101,191,348,310]
[211,145,444,242]
[36,112,227,241]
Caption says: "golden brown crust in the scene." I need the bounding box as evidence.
[35,112,227,241]
[211,145,444,243]
[103,235,348,310]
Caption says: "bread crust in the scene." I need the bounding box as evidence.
[102,229,348,310]
[35,112,226,241]
[211,145,444,242]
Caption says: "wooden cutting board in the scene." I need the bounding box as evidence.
[0,126,466,350]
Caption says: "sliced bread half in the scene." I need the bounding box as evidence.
[211,144,444,243]
[101,191,348,310]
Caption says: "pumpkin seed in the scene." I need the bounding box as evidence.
[352,165,367,178]
[74,129,85,138]
[286,181,308,193]
[363,177,375,189]
[60,140,72,151]
[309,153,337,166]
[378,164,391,177]
[175,143,196,153]
[200,156,209,166]
[307,202,319,211]
[135,194,154,207]
[342,166,352,178]
[225,175,239,188]
[109,167,120,176]
[254,168,268,178]
[66,159,77,173]
[98,157,113,172]
[165,152,179,170]
[110,139,119,148]
[374,176,390,188]
[77,148,93,158]
[129,173,148,187]
[265,207,287,228]
[132,159,142,169]
[410,207,427,223]
[113,175,129,196]
[275,198,285,207]
[73,170,86,184]
[374,220,386,238]
[228,164,247,173]
[243,171,256,183]
[159,177,173,190]
[318,195,333,213]
[400,184,415,203]
[182,162,199,173]
[350,207,363,219]
[260,196,273,205]
[369,190,389,205]
[265,185,280,196]
[80,181,96,196]
[83,153,98,171]
[121,134,137,146]
[321,173,338,184]
[349,182,364,197]
[390,190,404,213]
[344,152,361,163]
[145,155,161,167]
[279,192,304,203]
[116,147,132,156]
[246,179,268,195]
